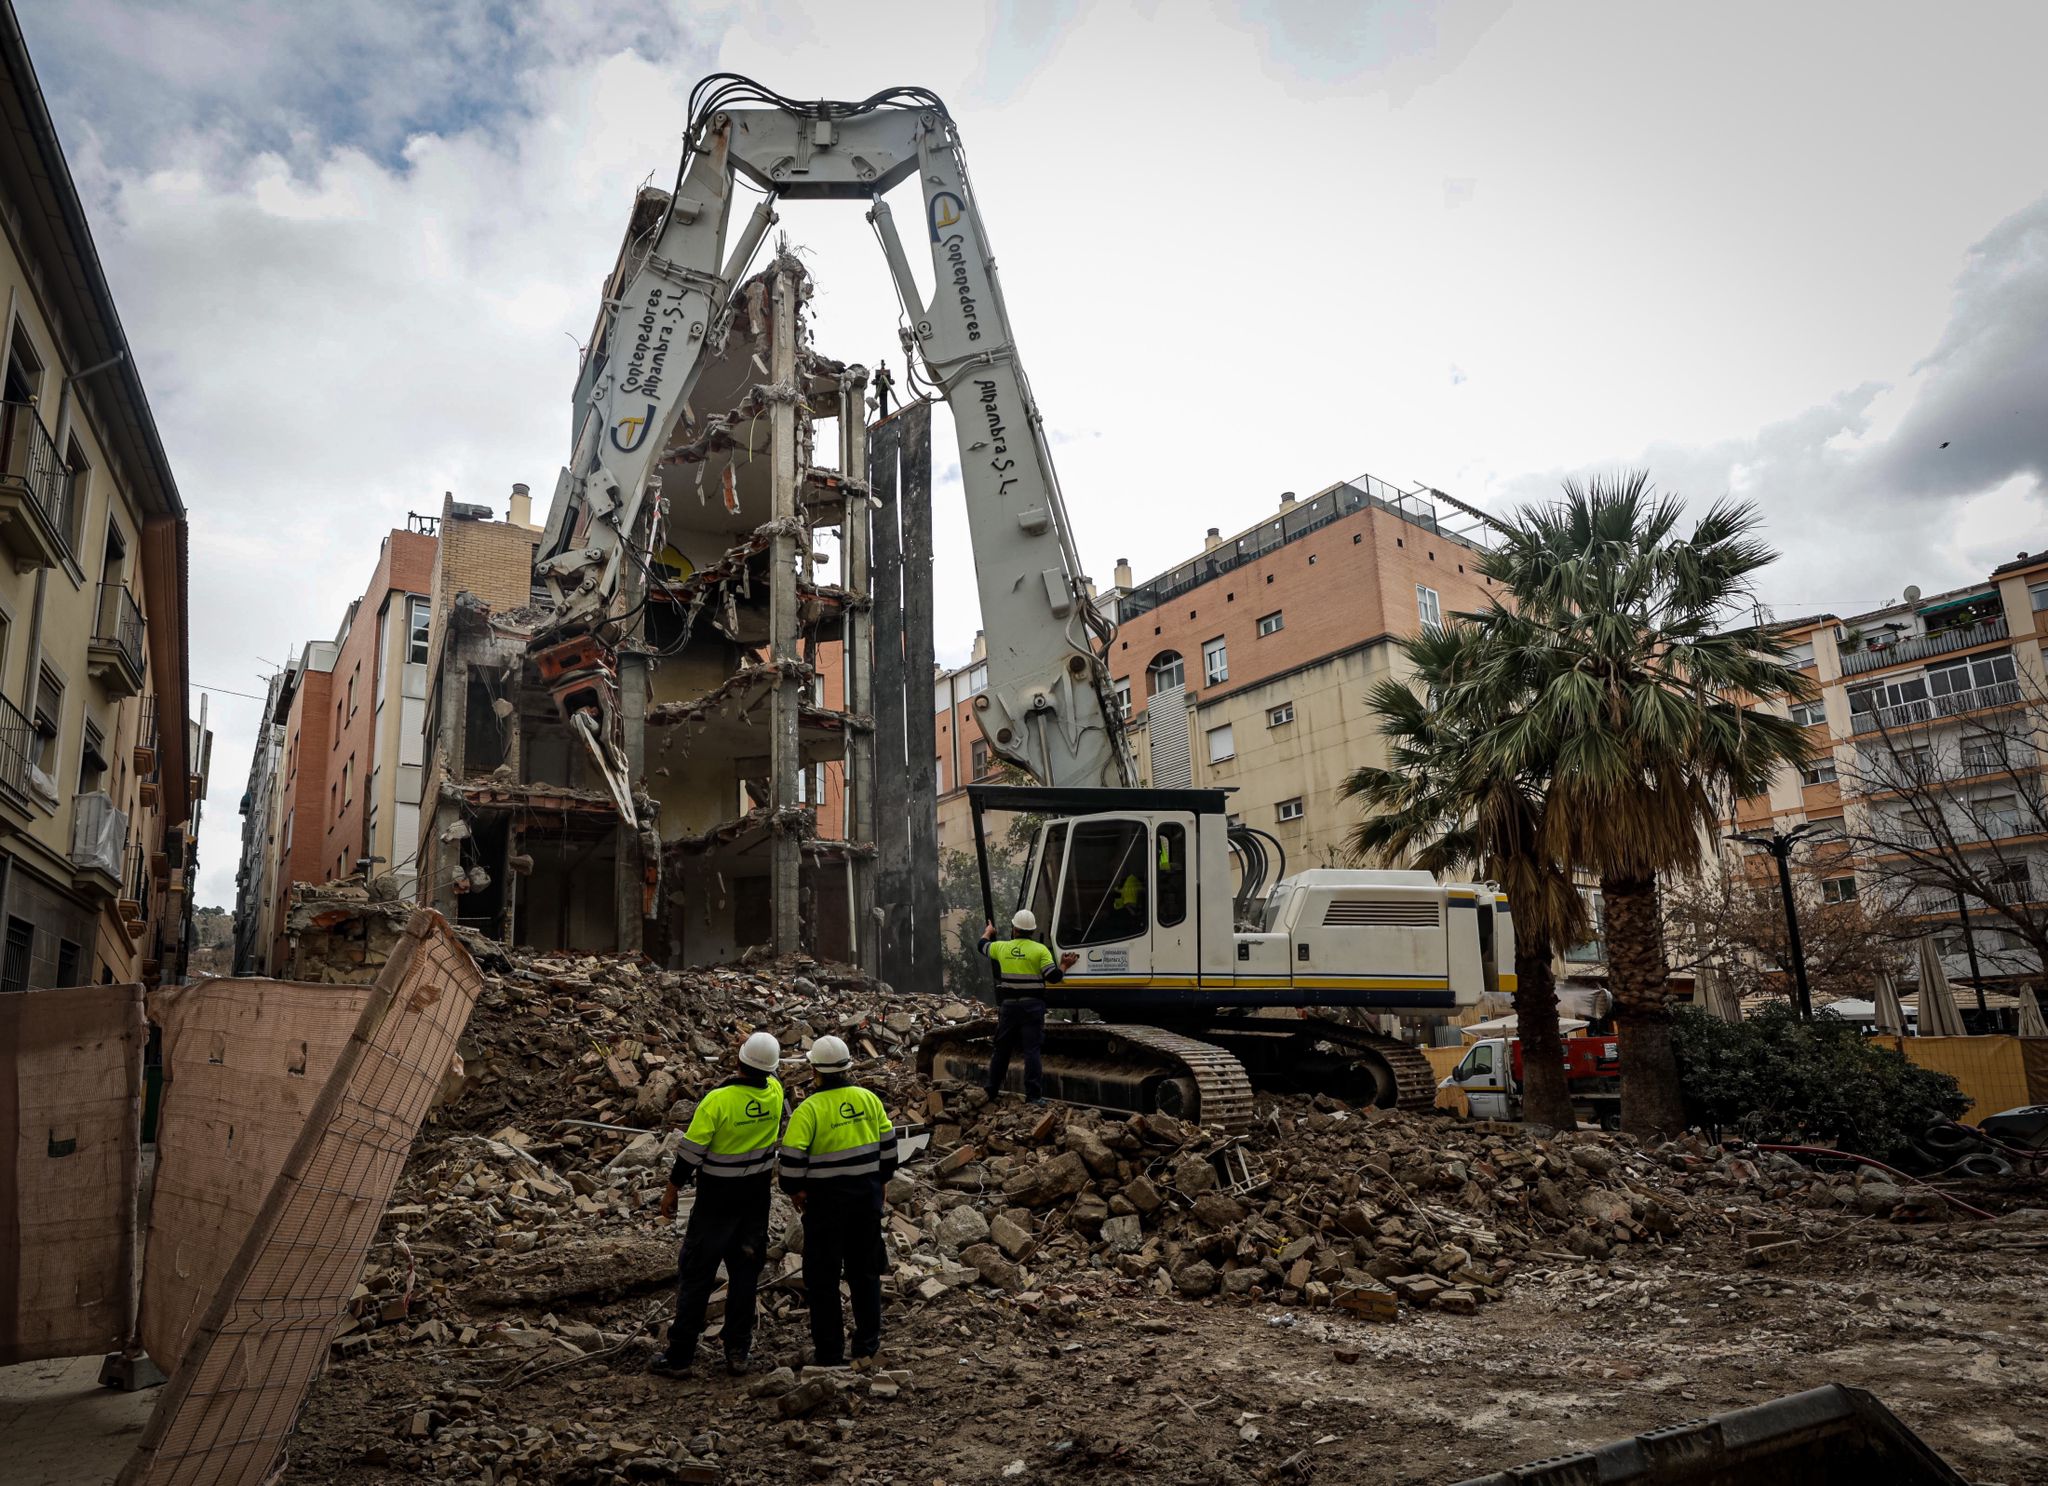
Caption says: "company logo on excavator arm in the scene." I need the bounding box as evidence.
[610,402,658,453]
[926,190,964,240]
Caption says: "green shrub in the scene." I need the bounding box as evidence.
[1672,1002,1968,1164]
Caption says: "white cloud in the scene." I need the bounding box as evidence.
[18,0,2048,910]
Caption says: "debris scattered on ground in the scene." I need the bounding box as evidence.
[287,940,2048,1484]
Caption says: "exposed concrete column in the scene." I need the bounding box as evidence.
[868,411,910,991]
[768,268,803,955]
[840,366,875,975]
[614,650,647,956]
[899,402,941,988]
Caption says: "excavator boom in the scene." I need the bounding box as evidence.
[535,78,1133,792]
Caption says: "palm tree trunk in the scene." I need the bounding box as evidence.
[1511,921,1577,1130]
[1601,872,1687,1139]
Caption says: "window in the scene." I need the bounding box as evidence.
[1267,702,1294,728]
[1849,675,1928,718]
[970,739,992,780]
[1205,723,1235,764]
[1416,585,1441,629]
[1929,651,2017,708]
[1057,819,1150,946]
[2033,582,2048,613]
[1276,797,1304,823]
[1788,700,1826,728]
[1987,858,2033,903]
[965,663,989,697]
[61,435,88,554]
[1978,793,2021,837]
[1157,822,1187,927]
[1961,734,2006,774]
[55,939,80,986]
[282,809,293,852]
[347,666,358,718]
[344,754,354,807]
[1146,651,1184,696]
[1112,678,1131,721]
[1799,758,1837,786]
[1784,640,1815,667]
[1025,822,1068,939]
[374,606,390,708]
[334,695,342,744]
[1256,611,1284,638]
[407,595,431,665]
[78,718,107,793]
[1820,876,1858,905]
[1,917,31,993]
[1202,636,1228,686]
[32,664,62,776]
[1457,1044,1495,1080]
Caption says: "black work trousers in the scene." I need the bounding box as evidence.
[669,1178,770,1360]
[801,1191,885,1364]
[986,995,1047,1101]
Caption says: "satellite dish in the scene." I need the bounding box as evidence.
[1903,585,1922,602]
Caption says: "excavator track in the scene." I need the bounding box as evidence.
[1193,1016,1441,1112]
[918,1020,1257,1133]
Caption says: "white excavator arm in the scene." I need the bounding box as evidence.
[535,77,1134,791]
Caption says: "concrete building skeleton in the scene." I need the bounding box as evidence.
[415,219,913,974]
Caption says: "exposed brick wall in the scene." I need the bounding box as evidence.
[1111,503,1498,719]
[272,665,333,970]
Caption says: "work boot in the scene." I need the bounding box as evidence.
[646,1348,694,1378]
[723,1349,750,1376]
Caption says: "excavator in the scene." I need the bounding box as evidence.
[527,75,1512,1131]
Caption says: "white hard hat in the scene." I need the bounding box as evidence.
[1011,909,1037,933]
[807,1034,852,1071]
[739,1032,781,1072]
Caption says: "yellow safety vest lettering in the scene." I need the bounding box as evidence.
[671,1075,784,1181]
[779,1083,898,1195]
[988,937,1055,990]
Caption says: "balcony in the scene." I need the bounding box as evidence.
[1912,873,2038,915]
[87,582,146,697]
[1840,616,2009,676]
[68,790,128,898]
[1851,681,2024,735]
[0,400,71,572]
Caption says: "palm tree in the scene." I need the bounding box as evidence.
[1458,472,1813,1137]
[1342,624,1586,1129]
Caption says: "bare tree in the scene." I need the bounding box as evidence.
[1835,661,2048,989]
[1665,847,1916,1002]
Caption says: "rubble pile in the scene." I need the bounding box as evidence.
[293,944,2002,1482]
[891,1086,1944,1322]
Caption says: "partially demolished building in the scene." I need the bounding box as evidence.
[417,201,937,979]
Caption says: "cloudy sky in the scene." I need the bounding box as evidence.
[19,0,2048,909]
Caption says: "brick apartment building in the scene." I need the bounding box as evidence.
[1720,552,2048,1007]
[934,475,1500,865]
[237,526,435,972]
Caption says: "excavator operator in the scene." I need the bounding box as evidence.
[979,910,1079,1104]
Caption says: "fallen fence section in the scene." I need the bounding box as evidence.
[0,982,144,1365]
[120,909,481,1486]
[1450,1383,1966,1486]
[139,978,376,1367]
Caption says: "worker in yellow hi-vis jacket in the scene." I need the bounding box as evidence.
[778,1036,896,1365]
[647,1031,784,1378]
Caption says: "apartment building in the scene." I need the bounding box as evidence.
[934,476,1500,866]
[0,18,197,990]
[238,527,435,972]
[1728,552,2048,997]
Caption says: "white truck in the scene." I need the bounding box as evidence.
[1441,1035,1622,1127]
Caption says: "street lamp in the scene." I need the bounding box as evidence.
[1729,823,1820,1021]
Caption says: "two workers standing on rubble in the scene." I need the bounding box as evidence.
[652,1031,897,1375]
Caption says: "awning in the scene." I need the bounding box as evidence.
[1916,589,1997,618]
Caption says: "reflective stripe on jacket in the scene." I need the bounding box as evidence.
[670,1074,785,1185]
[986,937,1061,996]
[779,1081,897,1199]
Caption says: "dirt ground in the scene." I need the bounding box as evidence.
[288,1199,2048,1485]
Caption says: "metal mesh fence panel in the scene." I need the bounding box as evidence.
[121,911,481,1486]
